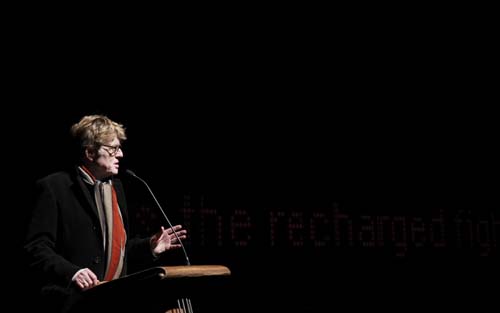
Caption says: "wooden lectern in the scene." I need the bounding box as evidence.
[70,265,231,313]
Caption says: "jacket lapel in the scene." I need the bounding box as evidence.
[72,168,103,236]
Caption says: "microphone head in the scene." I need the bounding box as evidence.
[125,169,137,177]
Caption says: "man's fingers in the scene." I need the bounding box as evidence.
[89,272,99,284]
[88,271,97,280]
[166,225,183,234]
[82,271,92,282]
[81,269,99,286]
[171,230,187,236]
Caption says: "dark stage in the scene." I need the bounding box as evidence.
[11,106,499,312]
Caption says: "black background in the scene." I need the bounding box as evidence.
[11,101,498,311]
[6,13,499,311]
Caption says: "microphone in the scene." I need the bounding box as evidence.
[126,169,191,266]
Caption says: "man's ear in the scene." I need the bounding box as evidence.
[84,147,96,162]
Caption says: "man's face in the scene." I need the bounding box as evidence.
[93,137,123,179]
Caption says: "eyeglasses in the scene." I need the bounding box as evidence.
[101,144,122,157]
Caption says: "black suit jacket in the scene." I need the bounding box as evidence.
[24,168,153,311]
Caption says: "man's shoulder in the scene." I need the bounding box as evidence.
[36,170,75,186]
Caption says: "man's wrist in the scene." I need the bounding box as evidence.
[150,236,159,259]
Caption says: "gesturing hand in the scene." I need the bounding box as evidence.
[150,225,187,256]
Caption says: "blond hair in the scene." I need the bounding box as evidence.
[71,115,127,151]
